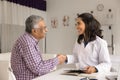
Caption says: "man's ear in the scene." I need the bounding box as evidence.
[32,29,36,33]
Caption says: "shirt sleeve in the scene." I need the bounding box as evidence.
[67,41,79,64]
[21,43,59,76]
[95,41,111,73]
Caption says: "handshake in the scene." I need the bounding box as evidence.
[57,54,67,64]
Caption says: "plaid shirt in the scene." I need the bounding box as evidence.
[11,32,59,80]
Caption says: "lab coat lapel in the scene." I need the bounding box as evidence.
[84,41,96,56]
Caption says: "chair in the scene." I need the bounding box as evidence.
[110,55,120,72]
[8,67,16,80]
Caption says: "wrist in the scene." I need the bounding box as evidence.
[65,56,68,63]
[94,67,98,72]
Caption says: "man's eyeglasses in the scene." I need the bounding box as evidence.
[34,26,47,31]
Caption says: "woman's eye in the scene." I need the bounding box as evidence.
[75,22,80,26]
[77,22,80,25]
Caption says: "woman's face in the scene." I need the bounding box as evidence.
[76,18,85,35]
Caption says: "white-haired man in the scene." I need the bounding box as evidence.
[11,15,66,80]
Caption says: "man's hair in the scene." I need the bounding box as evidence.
[25,15,43,33]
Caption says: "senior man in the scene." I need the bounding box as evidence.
[11,15,66,80]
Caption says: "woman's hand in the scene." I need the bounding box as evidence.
[84,66,97,74]
[57,54,67,64]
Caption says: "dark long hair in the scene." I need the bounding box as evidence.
[77,13,103,44]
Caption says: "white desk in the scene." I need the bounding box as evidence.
[33,68,82,80]
[33,68,117,80]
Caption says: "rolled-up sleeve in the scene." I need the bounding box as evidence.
[67,42,79,64]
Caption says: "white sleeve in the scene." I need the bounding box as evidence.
[95,41,111,73]
[66,55,74,64]
[67,42,79,64]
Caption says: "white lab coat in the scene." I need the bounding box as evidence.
[67,36,111,73]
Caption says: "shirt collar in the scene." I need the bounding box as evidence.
[25,32,39,45]
[81,38,96,44]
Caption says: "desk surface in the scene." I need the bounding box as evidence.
[33,68,117,80]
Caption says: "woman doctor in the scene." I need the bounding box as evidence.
[66,13,111,74]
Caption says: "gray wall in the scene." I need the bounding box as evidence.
[46,0,120,55]
[0,1,47,53]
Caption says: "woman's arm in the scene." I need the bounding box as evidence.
[95,40,112,73]
[67,42,79,64]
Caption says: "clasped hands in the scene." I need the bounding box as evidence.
[57,54,67,64]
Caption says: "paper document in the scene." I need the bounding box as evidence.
[61,69,85,76]
[61,69,107,79]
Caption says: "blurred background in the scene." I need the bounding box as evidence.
[0,0,120,55]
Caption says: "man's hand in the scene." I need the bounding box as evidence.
[84,66,97,74]
[57,54,67,64]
